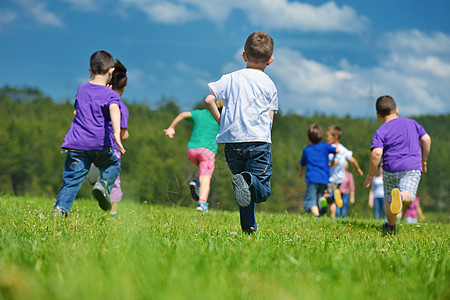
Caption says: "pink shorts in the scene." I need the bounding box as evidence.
[187,148,216,177]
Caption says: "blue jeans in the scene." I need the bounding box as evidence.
[54,148,121,213]
[373,197,386,219]
[225,142,272,233]
[303,183,326,212]
[336,193,350,218]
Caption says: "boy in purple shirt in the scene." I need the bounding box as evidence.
[298,124,337,217]
[54,51,126,216]
[363,95,431,233]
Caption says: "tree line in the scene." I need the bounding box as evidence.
[1,86,448,216]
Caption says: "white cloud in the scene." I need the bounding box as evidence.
[261,30,450,116]
[118,0,368,33]
[15,0,63,27]
[382,29,450,54]
[0,9,18,30]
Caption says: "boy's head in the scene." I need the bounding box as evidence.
[307,124,323,144]
[109,59,127,96]
[325,125,342,144]
[90,51,115,76]
[376,95,397,117]
[244,31,274,64]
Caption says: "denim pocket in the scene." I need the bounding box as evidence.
[248,147,272,176]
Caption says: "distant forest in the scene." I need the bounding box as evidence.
[1,86,448,216]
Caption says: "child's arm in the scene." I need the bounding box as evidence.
[298,165,304,177]
[350,190,355,205]
[121,128,129,141]
[363,147,383,188]
[416,200,426,221]
[368,189,374,208]
[205,92,220,125]
[164,112,192,138]
[269,110,275,121]
[348,156,364,176]
[420,134,431,173]
[110,104,126,154]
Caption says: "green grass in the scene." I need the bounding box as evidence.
[0,196,449,300]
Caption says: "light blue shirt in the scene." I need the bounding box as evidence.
[208,68,278,143]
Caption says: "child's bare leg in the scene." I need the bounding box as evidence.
[329,203,336,218]
[385,199,397,225]
[199,175,211,202]
[311,206,320,217]
[401,191,413,206]
[110,202,118,214]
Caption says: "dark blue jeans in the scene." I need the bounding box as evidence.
[373,197,386,219]
[336,193,350,218]
[225,142,272,233]
[54,148,120,213]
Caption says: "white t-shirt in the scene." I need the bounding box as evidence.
[208,68,278,143]
[329,143,353,184]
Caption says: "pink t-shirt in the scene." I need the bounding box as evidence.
[339,171,355,194]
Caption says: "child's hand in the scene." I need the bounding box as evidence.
[114,132,126,154]
[422,161,427,173]
[297,172,303,177]
[356,167,364,176]
[363,175,373,188]
[164,128,175,138]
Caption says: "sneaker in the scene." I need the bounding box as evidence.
[53,206,68,218]
[231,174,251,209]
[196,201,209,213]
[189,178,200,201]
[334,188,343,208]
[92,180,112,211]
[381,221,397,234]
[390,188,402,215]
[318,196,328,215]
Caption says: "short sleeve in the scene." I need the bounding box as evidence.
[208,74,230,100]
[371,130,383,150]
[415,121,427,138]
[120,102,129,129]
[300,150,306,166]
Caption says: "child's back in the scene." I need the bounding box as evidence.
[62,82,120,151]
[301,142,335,185]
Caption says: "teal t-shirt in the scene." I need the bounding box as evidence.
[186,109,219,154]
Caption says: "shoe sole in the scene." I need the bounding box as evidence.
[92,185,112,211]
[231,174,251,209]
[190,182,199,201]
[334,188,343,208]
[390,188,402,215]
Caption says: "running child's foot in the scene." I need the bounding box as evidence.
[53,206,68,218]
[390,188,402,215]
[231,174,251,209]
[189,178,200,201]
[196,201,209,213]
[334,188,343,208]
[318,197,328,215]
[381,221,397,234]
[92,180,112,211]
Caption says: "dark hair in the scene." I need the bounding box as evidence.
[90,50,114,75]
[244,31,274,63]
[376,95,397,117]
[327,125,342,139]
[307,124,323,144]
[108,59,127,92]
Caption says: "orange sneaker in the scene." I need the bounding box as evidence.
[390,188,402,215]
[334,188,343,208]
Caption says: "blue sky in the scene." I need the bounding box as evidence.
[1,0,449,117]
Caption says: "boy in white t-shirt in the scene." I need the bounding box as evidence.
[205,31,278,234]
[324,125,364,218]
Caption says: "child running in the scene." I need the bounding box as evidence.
[298,124,337,217]
[53,50,125,216]
[205,31,278,234]
[107,59,129,215]
[363,95,431,234]
[164,101,224,213]
[324,125,364,218]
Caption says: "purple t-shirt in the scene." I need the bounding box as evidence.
[371,117,427,172]
[61,82,120,151]
[300,142,337,185]
[108,100,129,152]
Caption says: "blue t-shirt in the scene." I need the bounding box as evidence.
[300,142,337,184]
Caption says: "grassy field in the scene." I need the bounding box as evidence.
[0,196,448,300]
